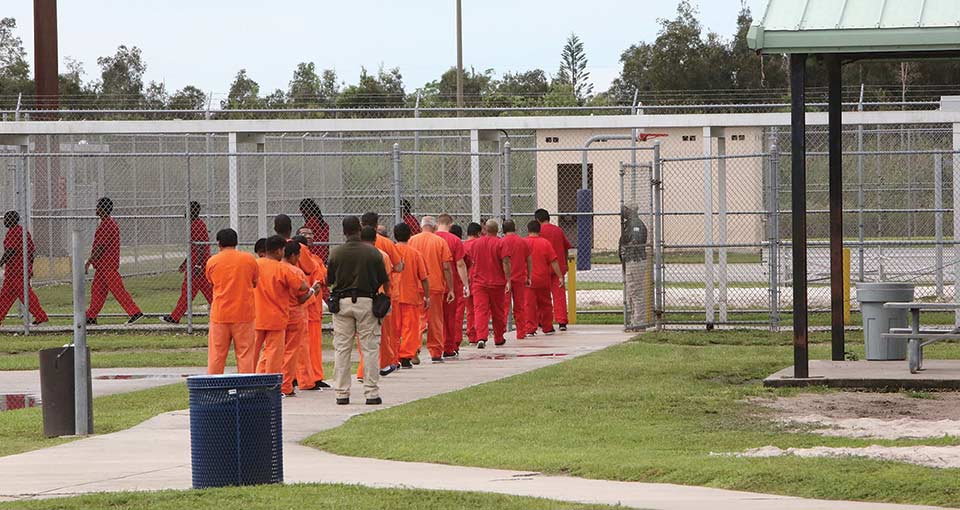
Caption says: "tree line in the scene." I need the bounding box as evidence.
[2,1,960,113]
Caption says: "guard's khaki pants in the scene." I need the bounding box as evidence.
[332,297,381,400]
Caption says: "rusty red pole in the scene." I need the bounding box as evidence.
[34,0,59,112]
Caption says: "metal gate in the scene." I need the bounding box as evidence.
[621,161,656,331]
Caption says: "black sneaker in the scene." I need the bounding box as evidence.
[31,319,47,326]
[477,340,486,349]
[160,315,178,325]
[366,397,382,405]
[559,323,567,331]
[544,329,556,335]
[315,380,331,388]
[282,391,296,397]
[527,330,538,337]
[431,357,444,363]
[400,358,413,369]
[85,317,97,326]
[380,364,398,377]
[494,340,506,346]
[303,382,324,391]
[442,351,459,359]
[412,353,421,365]
[336,397,350,405]
[127,312,145,325]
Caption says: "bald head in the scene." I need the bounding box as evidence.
[421,215,437,232]
[484,219,499,236]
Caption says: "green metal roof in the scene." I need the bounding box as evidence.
[748,0,960,55]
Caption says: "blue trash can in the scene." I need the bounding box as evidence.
[187,374,283,488]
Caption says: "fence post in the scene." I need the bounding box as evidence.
[619,162,627,329]
[702,128,715,327]
[717,135,728,324]
[227,133,240,233]
[935,153,944,299]
[503,141,512,220]
[72,227,91,435]
[18,146,30,335]
[393,143,402,227]
[953,122,960,327]
[185,153,194,333]
[652,141,664,330]
[470,130,481,223]
[767,134,781,331]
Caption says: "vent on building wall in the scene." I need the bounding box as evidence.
[682,135,697,142]
[544,136,559,143]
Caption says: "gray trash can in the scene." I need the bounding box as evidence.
[857,282,915,361]
[39,346,92,438]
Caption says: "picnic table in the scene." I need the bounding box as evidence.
[882,302,960,373]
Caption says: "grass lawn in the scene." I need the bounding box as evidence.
[306,330,960,508]
[0,484,615,510]
[0,382,188,458]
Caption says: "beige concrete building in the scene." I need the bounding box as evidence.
[534,126,766,252]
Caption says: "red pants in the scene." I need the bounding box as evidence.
[397,303,422,360]
[207,321,256,374]
[464,294,476,343]
[506,280,527,340]
[473,285,506,343]
[86,269,141,319]
[552,273,567,325]
[170,273,213,322]
[526,287,555,334]
[443,294,464,353]
[424,291,446,358]
[0,276,48,324]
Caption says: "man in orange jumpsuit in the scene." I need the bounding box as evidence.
[204,228,259,374]
[280,241,322,396]
[293,234,329,389]
[535,209,573,330]
[461,222,481,345]
[470,220,512,349]
[525,221,564,336]
[163,202,213,324]
[394,223,429,369]
[85,197,143,325]
[253,235,315,393]
[409,216,455,362]
[435,214,469,357]
[361,213,403,371]
[500,219,531,340]
[0,211,47,326]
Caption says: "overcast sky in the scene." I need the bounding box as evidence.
[7,0,765,98]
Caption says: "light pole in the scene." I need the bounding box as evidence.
[456,0,464,116]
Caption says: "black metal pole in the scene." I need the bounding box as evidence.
[791,53,809,379]
[828,55,845,362]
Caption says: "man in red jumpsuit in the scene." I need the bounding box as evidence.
[470,220,512,349]
[535,208,572,330]
[0,211,47,326]
[85,197,143,325]
[162,201,213,324]
[435,214,470,357]
[499,219,531,340]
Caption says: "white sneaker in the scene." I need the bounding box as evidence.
[477,340,486,349]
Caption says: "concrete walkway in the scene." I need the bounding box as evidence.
[0,366,220,399]
[0,326,945,510]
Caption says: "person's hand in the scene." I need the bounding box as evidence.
[462,285,470,298]
[446,290,455,304]
[84,260,91,274]
[423,295,431,310]
[312,281,323,293]
[558,278,565,289]
[505,281,512,294]
[526,277,532,288]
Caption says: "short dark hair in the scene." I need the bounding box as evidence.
[216,228,238,247]
[284,240,301,258]
[394,222,412,242]
[437,213,453,226]
[343,216,361,237]
[4,210,19,226]
[189,201,201,219]
[360,225,377,243]
[300,198,321,219]
[254,237,267,254]
[450,224,463,239]
[274,214,293,237]
[266,235,286,252]
[527,220,541,234]
[534,209,549,223]
[360,212,379,228]
[466,222,482,237]
[97,197,113,215]
[292,234,309,245]
[502,219,516,233]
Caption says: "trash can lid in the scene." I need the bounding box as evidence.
[855,282,915,303]
[187,373,281,390]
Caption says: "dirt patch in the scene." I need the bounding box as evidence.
[736,445,960,469]
[750,391,960,440]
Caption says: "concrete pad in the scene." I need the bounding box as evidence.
[765,360,960,390]
[0,366,224,400]
[0,327,944,510]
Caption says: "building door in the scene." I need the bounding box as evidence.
[556,163,592,245]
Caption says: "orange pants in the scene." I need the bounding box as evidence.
[207,321,256,374]
[254,329,285,375]
[281,317,312,394]
[306,320,324,381]
[397,303,423,360]
[424,291,446,359]
[506,280,527,340]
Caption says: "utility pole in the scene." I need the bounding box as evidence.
[456,0,464,116]
[34,0,59,113]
